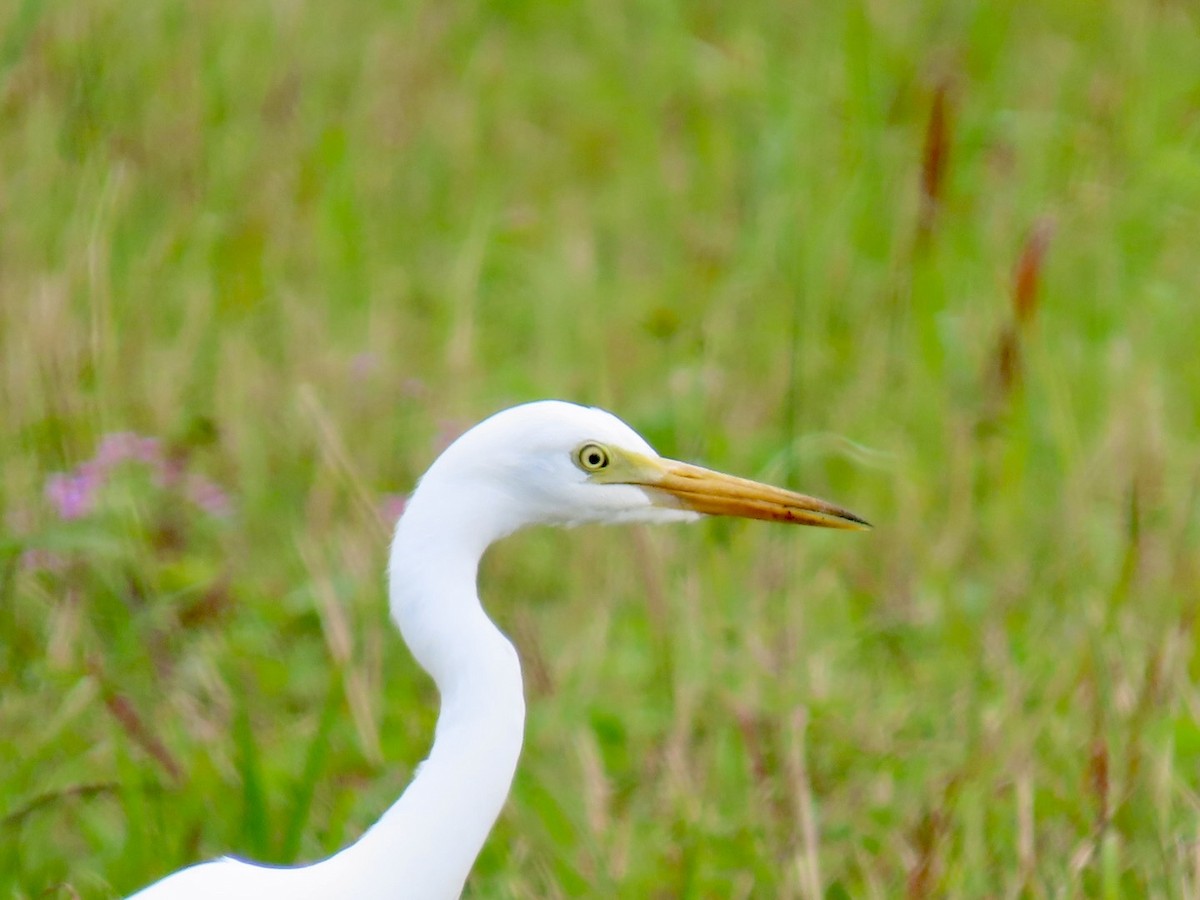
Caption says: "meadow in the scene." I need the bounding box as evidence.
[2,0,1200,896]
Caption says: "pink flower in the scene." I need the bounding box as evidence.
[42,430,233,522]
[185,475,233,518]
[154,455,186,489]
[95,432,165,476]
[45,471,100,520]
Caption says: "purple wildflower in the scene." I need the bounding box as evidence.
[95,432,137,467]
[134,436,163,466]
[45,471,100,520]
[42,430,233,522]
[95,432,165,477]
[185,475,234,518]
[155,454,186,489]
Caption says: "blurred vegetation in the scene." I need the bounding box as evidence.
[2,0,1199,896]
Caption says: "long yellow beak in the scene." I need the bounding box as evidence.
[630,456,870,530]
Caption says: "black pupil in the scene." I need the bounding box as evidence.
[588,450,602,466]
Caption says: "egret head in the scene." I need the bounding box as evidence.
[413,401,869,538]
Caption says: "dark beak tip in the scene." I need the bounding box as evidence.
[827,506,871,530]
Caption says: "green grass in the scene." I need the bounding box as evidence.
[3,0,1200,896]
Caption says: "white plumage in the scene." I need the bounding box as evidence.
[130,401,867,899]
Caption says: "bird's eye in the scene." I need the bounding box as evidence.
[575,443,610,472]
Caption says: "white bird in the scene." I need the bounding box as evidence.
[129,400,868,899]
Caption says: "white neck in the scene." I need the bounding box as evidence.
[318,479,526,898]
[128,476,526,900]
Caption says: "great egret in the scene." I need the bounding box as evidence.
[129,400,868,899]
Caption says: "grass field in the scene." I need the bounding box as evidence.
[3,0,1200,896]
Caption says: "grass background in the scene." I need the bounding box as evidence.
[2,0,1200,896]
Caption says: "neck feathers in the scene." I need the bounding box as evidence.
[347,478,527,898]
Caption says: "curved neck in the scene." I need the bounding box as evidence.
[323,484,526,898]
[128,480,527,900]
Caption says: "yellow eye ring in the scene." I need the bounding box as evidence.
[575,443,610,472]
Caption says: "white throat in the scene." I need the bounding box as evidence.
[128,470,526,900]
